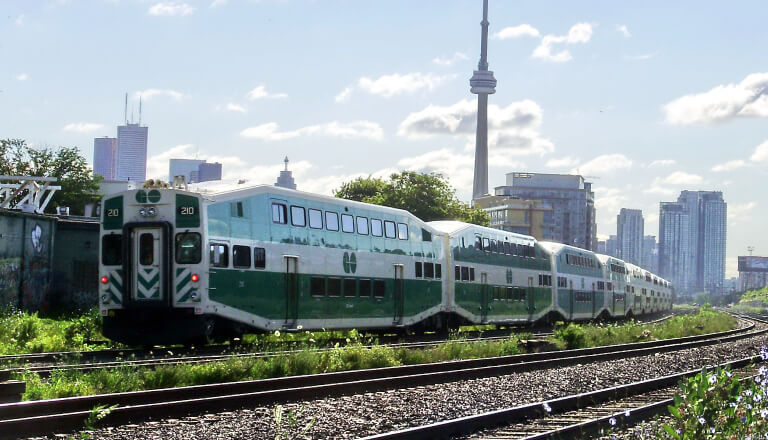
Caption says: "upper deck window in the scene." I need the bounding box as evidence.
[308,209,323,229]
[325,211,339,231]
[356,217,369,235]
[421,229,432,242]
[290,206,306,227]
[341,214,354,233]
[272,203,287,224]
[397,223,408,240]
[371,219,383,237]
[384,221,396,238]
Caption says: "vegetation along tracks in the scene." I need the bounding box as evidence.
[0,314,757,439]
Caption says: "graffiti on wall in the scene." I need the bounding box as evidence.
[0,258,21,308]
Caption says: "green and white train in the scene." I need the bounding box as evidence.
[98,184,673,345]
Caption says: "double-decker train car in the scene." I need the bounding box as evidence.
[98,183,673,345]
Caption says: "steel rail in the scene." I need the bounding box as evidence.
[0,316,755,439]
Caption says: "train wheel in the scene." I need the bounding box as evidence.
[197,317,216,346]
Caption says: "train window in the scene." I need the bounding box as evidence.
[397,223,408,240]
[341,214,354,233]
[325,211,339,231]
[384,221,396,238]
[311,277,326,297]
[327,278,342,297]
[607,282,613,291]
[557,277,567,288]
[435,264,442,279]
[373,280,386,298]
[424,262,434,278]
[210,243,229,268]
[230,201,244,218]
[232,245,251,269]
[343,278,356,297]
[175,233,201,264]
[272,203,287,224]
[597,281,605,290]
[461,266,469,282]
[490,239,498,253]
[254,247,266,269]
[470,267,475,282]
[455,265,460,281]
[356,217,369,235]
[291,206,306,227]
[475,236,482,250]
[308,209,323,229]
[483,238,490,251]
[371,219,383,237]
[101,234,123,265]
[415,262,423,278]
[422,229,432,242]
[139,233,154,265]
[359,279,372,297]
[504,242,512,255]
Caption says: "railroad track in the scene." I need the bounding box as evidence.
[0,314,753,439]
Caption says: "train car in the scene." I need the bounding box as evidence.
[596,254,630,317]
[99,184,445,345]
[429,221,553,325]
[540,242,607,321]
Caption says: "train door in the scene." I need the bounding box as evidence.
[480,272,488,322]
[527,276,535,320]
[284,256,299,327]
[393,264,404,324]
[568,279,574,320]
[131,228,165,302]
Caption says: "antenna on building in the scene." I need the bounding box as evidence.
[124,92,128,125]
[748,246,755,256]
[284,156,289,171]
[139,96,142,125]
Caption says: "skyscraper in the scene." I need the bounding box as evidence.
[197,162,222,182]
[470,0,496,202]
[658,191,727,295]
[617,208,644,265]
[116,123,148,182]
[494,173,597,250]
[169,159,205,183]
[93,137,118,180]
[643,235,659,274]
[275,157,297,190]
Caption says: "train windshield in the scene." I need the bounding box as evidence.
[175,232,202,264]
[102,235,122,265]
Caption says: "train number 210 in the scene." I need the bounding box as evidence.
[106,209,120,217]
[180,207,195,215]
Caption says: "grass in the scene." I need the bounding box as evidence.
[0,308,116,356]
[16,308,739,401]
[548,306,737,350]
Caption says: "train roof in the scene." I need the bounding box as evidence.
[427,221,537,244]
[538,241,599,257]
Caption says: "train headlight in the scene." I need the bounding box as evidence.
[190,292,197,300]
[147,207,157,217]
[139,207,147,217]
[101,294,108,302]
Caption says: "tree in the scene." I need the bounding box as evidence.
[334,171,490,226]
[0,139,102,215]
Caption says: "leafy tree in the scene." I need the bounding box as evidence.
[334,171,490,226]
[0,139,102,215]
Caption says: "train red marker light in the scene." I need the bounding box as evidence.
[191,274,200,282]
[100,276,109,284]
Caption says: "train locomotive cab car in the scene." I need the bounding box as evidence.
[595,254,631,318]
[428,221,553,326]
[99,183,446,345]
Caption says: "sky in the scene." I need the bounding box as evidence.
[2,0,767,278]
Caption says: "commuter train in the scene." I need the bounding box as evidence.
[98,183,673,345]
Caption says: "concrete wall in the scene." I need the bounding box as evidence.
[51,219,100,311]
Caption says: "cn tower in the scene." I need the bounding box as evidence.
[470,0,497,202]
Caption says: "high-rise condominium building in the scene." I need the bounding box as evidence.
[93,137,118,180]
[494,173,597,250]
[659,191,726,295]
[617,208,644,266]
[198,162,222,182]
[643,235,659,274]
[169,159,205,183]
[116,123,148,182]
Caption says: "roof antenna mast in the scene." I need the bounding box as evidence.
[139,96,142,125]
[124,92,128,125]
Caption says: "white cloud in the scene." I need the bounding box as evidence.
[545,156,580,168]
[643,184,676,197]
[711,159,747,172]
[339,73,453,100]
[648,159,676,168]
[148,2,196,16]
[134,89,186,101]
[210,0,227,7]
[247,85,288,100]
[728,202,756,222]
[494,24,540,40]
[15,15,24,26]
[750,140,768,162]
[334,87,353,103]
[15,73,28,81]
[663,171,703,185]
[616,25,631,38]
[595,187,628,220]
[398,98,554,156]
[663,72,768,125]
[225,103,247,113]
[398,148,475,190]
[63,122,104,133]
[240,121,383,141]
[571,154,632,177]
[625,52,657,61]
[532,23,594,62]
[432,52,469,66]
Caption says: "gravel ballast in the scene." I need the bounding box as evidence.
[24,330,768,440]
